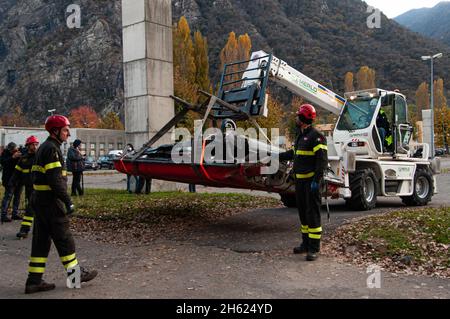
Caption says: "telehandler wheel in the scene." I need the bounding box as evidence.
[401,168,433,206]
[280,193,297,208]
[346,168,378,211]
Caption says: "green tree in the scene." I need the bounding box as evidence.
[98,112,124,130]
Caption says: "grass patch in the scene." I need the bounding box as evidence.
[357,226,418,258]
[71,189,282,223]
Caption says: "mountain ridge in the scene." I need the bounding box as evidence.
[395,1,450,46]
[1,0,450,125]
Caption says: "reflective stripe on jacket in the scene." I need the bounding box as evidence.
[32,137,71,207]
[279,126,328,180]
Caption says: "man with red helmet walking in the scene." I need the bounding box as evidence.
[280,104,328,261]
[8,136,40,239]
[25,115,97,294]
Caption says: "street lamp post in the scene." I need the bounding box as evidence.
[48,109,56,116]
[421,53,443,158]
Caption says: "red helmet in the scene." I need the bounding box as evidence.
[45,115,70,133]
[297,104,317,122]
[25,136,39,145]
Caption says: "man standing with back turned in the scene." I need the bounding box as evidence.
[25,115,97,294]
[279,104,328,261]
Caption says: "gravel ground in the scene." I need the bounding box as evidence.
[0,162,449,299]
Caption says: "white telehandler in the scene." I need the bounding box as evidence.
[243,51,441,210]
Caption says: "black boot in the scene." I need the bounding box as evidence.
[306,238,320,261]
[12,214,22,221]
[80,267,98,283]
[16,227,30,239]
[293,234,309,254]
[1,215,12,223]
[306,251,319,261]
[25,279,56,294]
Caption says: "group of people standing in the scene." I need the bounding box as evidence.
[1,137,39,242]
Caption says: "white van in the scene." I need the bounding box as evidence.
[108,150,123,157]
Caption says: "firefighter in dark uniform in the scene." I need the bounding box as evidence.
[8,136,40,239]
[376,107,393,152]
[25,115,97,294]
[280,104,328,261]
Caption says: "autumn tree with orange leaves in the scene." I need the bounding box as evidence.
[69,106,100,128]
[0,105,30,127]
[344,72,355,93]
[356,66,376,90]
[172,17,212,130]
[219,32,252,89]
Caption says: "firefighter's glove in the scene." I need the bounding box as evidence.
[311,181,320,193]
[66,204,75,216]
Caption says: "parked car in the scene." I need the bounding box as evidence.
[97,155,114,170]
[435,148,446,157]
[84,156,98,170]
[108,150,123,157]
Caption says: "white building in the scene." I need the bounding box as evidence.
[0,126,126,158]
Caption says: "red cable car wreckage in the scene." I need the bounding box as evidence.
[114,52,342,208]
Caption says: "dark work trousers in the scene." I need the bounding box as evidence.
[1,184,23,217]
[136,177,152,194]
[295,179,322,253]
[19,186,34,233]
[27,198,77,284]
[71,172,83,196]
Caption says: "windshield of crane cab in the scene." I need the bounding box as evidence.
[336,97,379,131]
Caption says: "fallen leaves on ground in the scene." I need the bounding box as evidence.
[323,207,449,279]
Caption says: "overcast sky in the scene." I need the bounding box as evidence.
[363,0,449,18]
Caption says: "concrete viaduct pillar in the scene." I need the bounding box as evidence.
[122,0,174,149]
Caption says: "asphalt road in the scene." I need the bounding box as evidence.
[0,162,448,299]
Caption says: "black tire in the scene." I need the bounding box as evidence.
[346,168,378,211]
[401,168,433,206]
[280,193,297,208]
